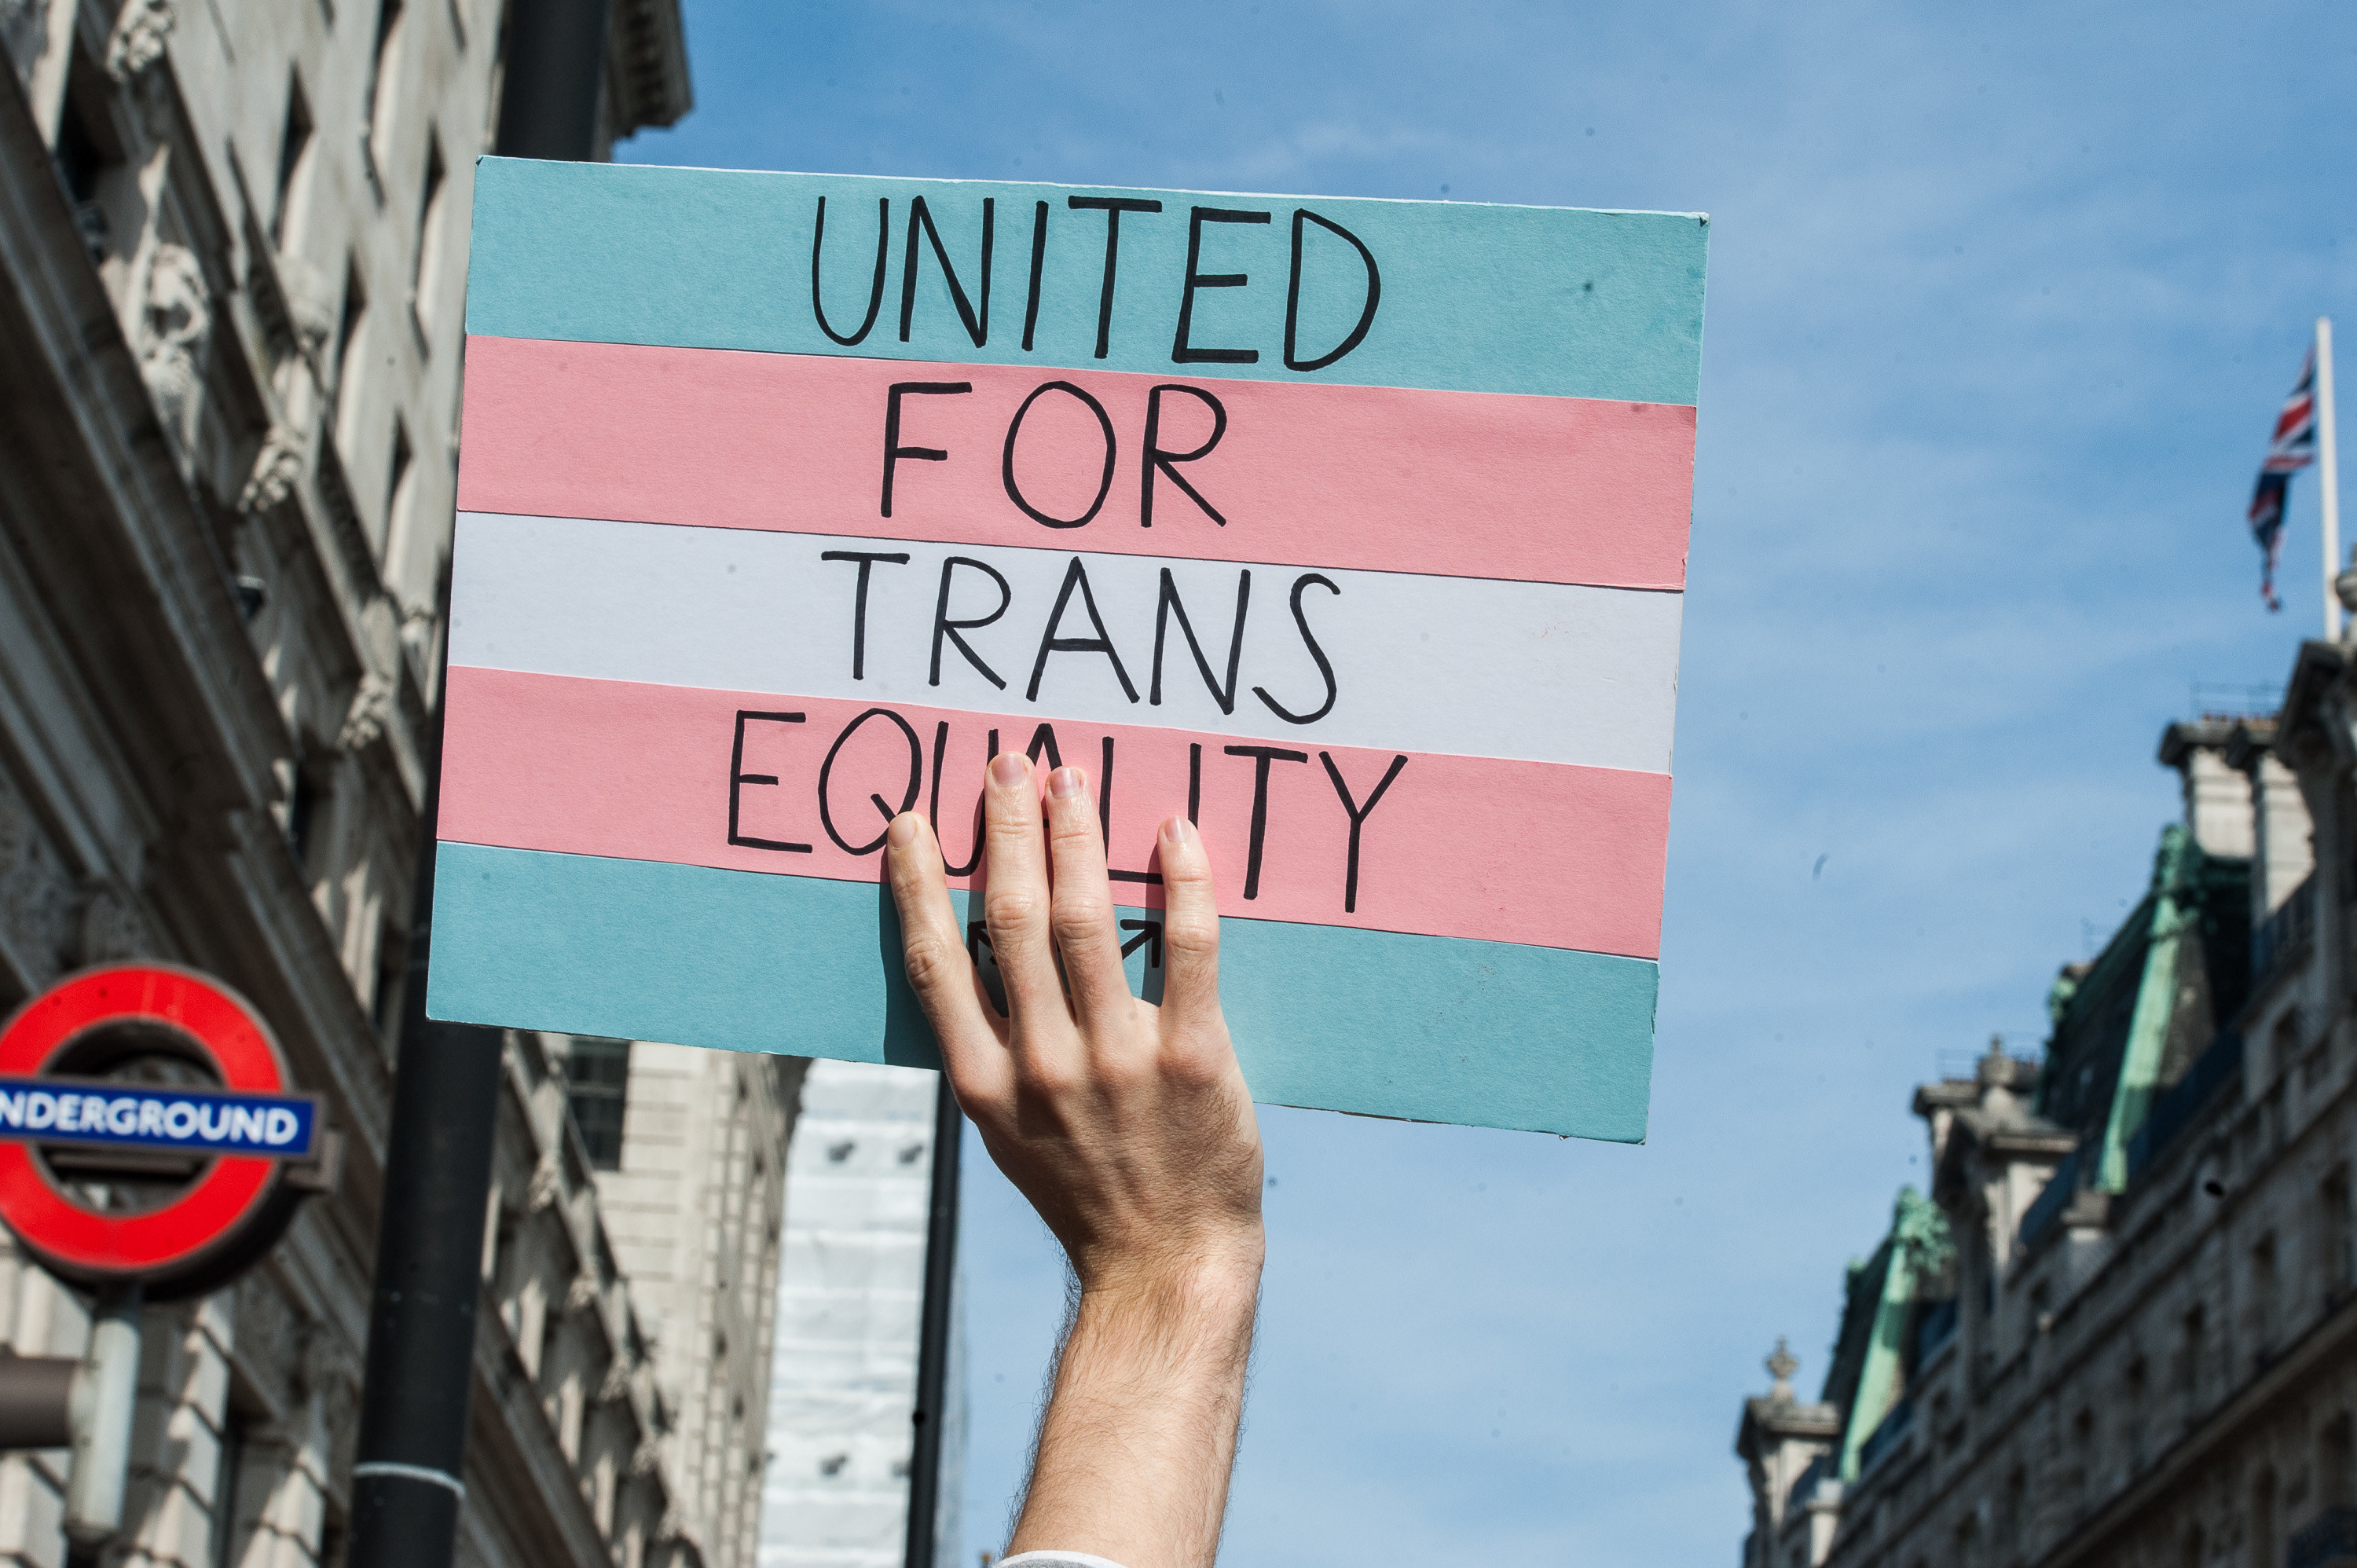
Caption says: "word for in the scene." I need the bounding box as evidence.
[883,378,1241,529]
[822,550,1340,724]
[0,1078,313,1156]
[728,711,1408,915]
[814,196,1382,369]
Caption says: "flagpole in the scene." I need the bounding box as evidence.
[2322,315,2342,640]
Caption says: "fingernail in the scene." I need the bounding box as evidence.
[1163,815,1194,844]
[990,753,1028,787]
[887,813,919,848]
[1048,766,1086,800]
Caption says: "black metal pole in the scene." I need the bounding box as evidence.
[904,1075,963,1568]
[493,0,614,162]
[346,697,504,1568]
[347,10,614,1562]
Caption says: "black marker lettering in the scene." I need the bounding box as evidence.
[819,551,910,679]
[1252,573,1340,725]
[1003,381,1116,529]
[1151,567,1250,714]
[1022,723,1062,771]
[1100,735,1164,885]
[900,195,994,347]
[728,710,811,852]
[1067,196,1162,359]
[818,707,922,855]
[1221,745,1308,900]
[1187,742,1201,824]
[929,722,999,877]
[1027,557,1138,703]
[1022,200,1049,353]
[1172,207,1270,365]
[930,557,1012,689]
[1119,919,1164,965]
[882,382,972,518]
[1318,751,1408,914]
[1284,208,1382,372]
[1139,384,1229,527]
[812,196,890,347]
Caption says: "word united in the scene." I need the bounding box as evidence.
[0,1077,315,1157]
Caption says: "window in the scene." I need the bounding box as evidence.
[381,419,411,562]
[2252,1467,2278,1568]
[372,915,406,1036]
[2326,1165,2355,1295]
[53,68,122,265]
[332,260,367,438]
[210,1405,250,1568]
[270,75,314,247]
[411,136,446,338]
[287,769,318,874]
[2175,1303,2205,1402]
[365,0,406,163]
[2253,1233,2280,1360]
[563,1037,630,1170]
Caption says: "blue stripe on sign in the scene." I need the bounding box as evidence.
[0,1078,316,1157]
[425,842,1655,1141]
[464,159,1708,406]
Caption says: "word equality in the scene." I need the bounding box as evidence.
[727,708,1406,914]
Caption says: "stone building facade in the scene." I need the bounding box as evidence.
[0,0,803,1564]
[1737,637,2357,1568]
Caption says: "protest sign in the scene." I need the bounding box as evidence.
[427,159,1706,1141]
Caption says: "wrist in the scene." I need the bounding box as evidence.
[1073,1233,1264,1332]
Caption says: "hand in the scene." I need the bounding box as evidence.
[885,753,1264,1568]
[884,753,1264,1299]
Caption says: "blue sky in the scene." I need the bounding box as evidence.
[618,2,2356,1559]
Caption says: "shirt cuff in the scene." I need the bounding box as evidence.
[997,1554,1132,1568]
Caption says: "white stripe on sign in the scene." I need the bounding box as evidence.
[449,512,1684,775]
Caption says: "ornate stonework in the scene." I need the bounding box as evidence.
[136,241,210,446]
[103,0,174,80]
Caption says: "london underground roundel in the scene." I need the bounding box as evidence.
[0,964,323,1299]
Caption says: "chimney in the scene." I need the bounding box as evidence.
[2226,718,2315,917]
[2158,718,2254,859]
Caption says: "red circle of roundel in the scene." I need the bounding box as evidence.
[0,965,291,1279]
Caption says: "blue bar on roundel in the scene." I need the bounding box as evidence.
[0,1077,317,1157]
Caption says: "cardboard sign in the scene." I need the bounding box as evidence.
[427,160,1707,1141]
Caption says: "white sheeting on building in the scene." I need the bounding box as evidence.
[761,1060,966,1568]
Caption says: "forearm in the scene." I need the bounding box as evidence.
[1009,1256,1263,1568]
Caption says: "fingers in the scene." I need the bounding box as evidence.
[885,814,1010,1101]
[1041,765,1131,1039]
[1157,815,1225,1038]
[979,752,1067,1030]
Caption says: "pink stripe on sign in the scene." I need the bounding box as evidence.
[457,335,1694,591]
[439,665,1670,958]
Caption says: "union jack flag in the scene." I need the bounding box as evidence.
[2250,349,2319,611]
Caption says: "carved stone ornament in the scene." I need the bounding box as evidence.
[527,1152,564,1211]
[104,0,174,79]
[137,242,211,443]
[239,424,306,515]
[0,786,75,981]
[2,0,49,91]
[274,252,336,357]
[336,671,395,753]
[76,883,151,965]
[596,1358,633,1406]
[630,1434,663,1477]
[565,1273,603,1316]
[1765,1336,1798,1402]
